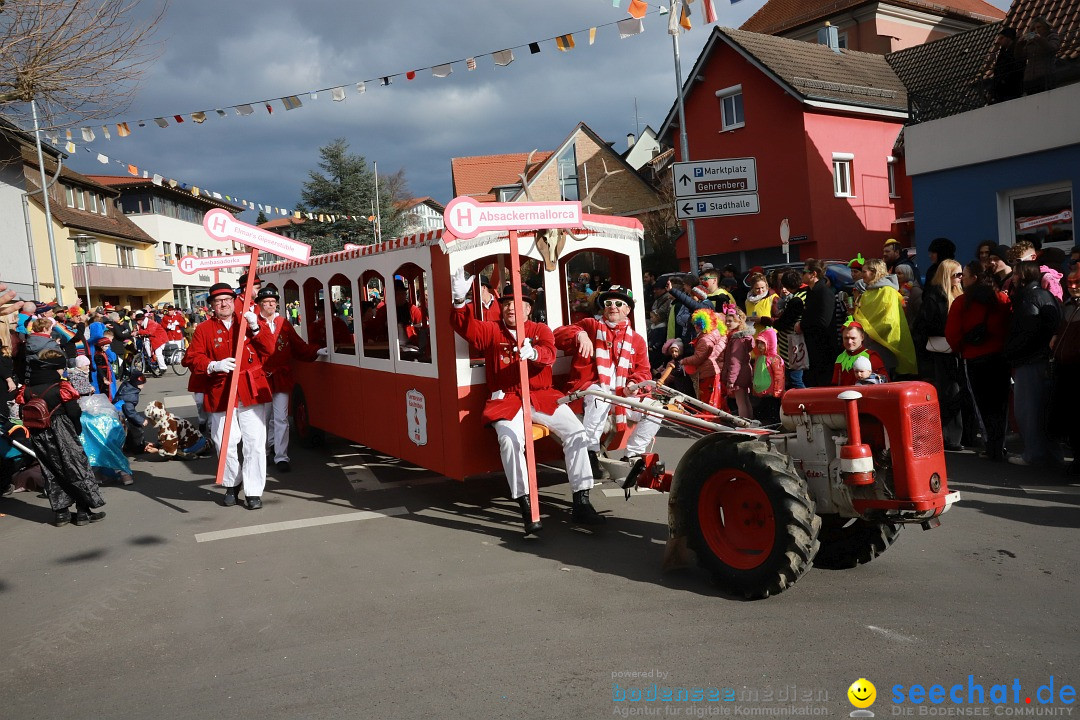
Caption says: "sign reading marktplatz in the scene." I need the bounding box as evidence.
[672,157,760,220]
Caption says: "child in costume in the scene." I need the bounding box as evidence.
[750,327,785,424]
[721,304,755,419]
[680,309,726,407]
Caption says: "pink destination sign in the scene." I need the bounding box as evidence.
[176,253,253,275]
[443,196,582,242]
[203,208,312,264]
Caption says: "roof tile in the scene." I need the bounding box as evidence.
[450,152,553,200]
[742,0,1005,35]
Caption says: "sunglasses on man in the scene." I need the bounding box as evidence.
[602,299,628,308]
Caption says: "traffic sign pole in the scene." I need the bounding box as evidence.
[669,1,698,273]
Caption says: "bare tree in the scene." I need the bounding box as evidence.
[0,0,167,130]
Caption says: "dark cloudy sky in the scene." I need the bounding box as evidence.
[63,0,1009,222]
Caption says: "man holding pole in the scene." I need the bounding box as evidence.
[449,267,601,534]
[183,282,274,509]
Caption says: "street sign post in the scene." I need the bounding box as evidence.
[203,208,312,264]
[672,158,757,198]
[442,196,582,245]
[676,193,760,220]
[177,253,254,275]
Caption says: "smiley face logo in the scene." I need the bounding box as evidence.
[848,678,876,709]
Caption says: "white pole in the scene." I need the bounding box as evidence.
[31,99,64,304]
[671,2,699,273]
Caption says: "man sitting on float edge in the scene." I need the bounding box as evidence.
[449,267,603,534]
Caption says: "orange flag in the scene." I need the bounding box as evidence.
[628,0,648,19]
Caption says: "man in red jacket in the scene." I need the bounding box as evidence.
[162,304,187,347]
[134,309,169,372]
[449,268,601,533]
[255,286,326,472]
[554,286,659,479]
[183,283,275,509]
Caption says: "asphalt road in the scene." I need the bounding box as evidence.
[1,372,1077,720]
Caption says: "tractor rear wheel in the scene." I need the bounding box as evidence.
[675,437,820,599]
[813,515,902,569]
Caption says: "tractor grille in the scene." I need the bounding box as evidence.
[909,404,943,458]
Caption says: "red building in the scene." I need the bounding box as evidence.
[659,27,914,269]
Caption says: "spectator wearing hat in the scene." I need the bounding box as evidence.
[832,319,888,386]
[987,244,1013,290]
[923,237,957,289]
[449,267,598,533]
[234,273,262,314]
[182,282,275,509]
[255,286,326,472]
[554,285,660,480]
[15,301,36,336]
[466,276,501,323]
[162,304,188,351]
[115,371,149,463]
[134,309,169,373]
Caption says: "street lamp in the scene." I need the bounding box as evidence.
[72,234,94,311]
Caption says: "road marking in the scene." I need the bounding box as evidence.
[600,487,661,498]
[866,625,917,643]
[194,506,408,543]
[1019,485,1080,495]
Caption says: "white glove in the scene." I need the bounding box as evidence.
[519,337,538,362]
[451,266,473,304]
[316,347,328,358]
[207,357,236,374]
[243,311,259,331]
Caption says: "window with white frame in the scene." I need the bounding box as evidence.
[833,153,854,197]
[887,156,899,198]
[716,85,745,131]
[76,189,85,210]
[65,186,75,208]
[99,194,108,215]
[998,182,1074,249]
[556,146,579,202]
[116,245,135,268]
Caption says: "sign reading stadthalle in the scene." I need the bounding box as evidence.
[677,193,760,220]
[672,157,758,198]
[443,196,582,241]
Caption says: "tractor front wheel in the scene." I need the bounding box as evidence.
[675,438,820,599]
[813,515,902,570]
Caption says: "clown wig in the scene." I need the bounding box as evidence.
[690,308,723,335]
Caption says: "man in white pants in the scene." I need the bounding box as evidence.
[255,286,326,472]
[448,268,602,534]
[182,283,275,509]
[554,285,660,479]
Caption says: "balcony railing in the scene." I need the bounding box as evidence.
[907,63,1080,125]
[71,261,173,291]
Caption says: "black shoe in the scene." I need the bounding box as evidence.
[246,496,263,510]
[223,487,240,507]
[517,495,543,535]
[944,443,964,452]
[588,450,611,481]
[73,511,105,526]
[53,510,72,527]
[572,489,606,525]
[275,460,291,473]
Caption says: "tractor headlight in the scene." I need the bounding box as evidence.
[929,473,941,493]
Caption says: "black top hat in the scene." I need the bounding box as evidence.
[256,287,280,302]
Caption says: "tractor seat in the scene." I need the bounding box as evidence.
[532,423,551,440]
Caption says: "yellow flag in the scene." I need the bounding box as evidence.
[556,34,575,51]
[589,27,597,45]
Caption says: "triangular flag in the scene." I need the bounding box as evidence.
[493,49,514,66]
[154,117,168,128]
[466,57,477,70]
[432,64,452,78]
[702,0,717,23]
[628,0,648,19]
[681,1,693,31]
[406,70,416,80]
[282,95,302,110]
[152,174,163,186]
[191,111,207,123]
[168,179,178,188]
[613,0,621,5]
[116,123,131,137]
[529,42,541,54]
[589,27,597,45]
[142,170,148,179]
[213,192,222,199]
[294,211,302,219]
[659,4,669,13]
[80,127,94,142]
[216,109,227,118]
[380,77,391,86]
[65,141,76,153]
[236,104,254,115]
[618,17,645,37]
[191,186,199,196]
[97,153,109,164]
[309,91,318,100]
[173,115,185,124]
[66,129,72,140]
[357,82,366,94]
[101,126,111,140]
[556,34,575,51]
[127,164,138,176]
[331,87,346,101]
[265,103,273,114]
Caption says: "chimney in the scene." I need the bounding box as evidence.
[817,22,841,53]
[627,133,636,150]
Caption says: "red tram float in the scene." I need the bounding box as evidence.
[257,210,959,599]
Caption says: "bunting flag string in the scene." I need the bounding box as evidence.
[67,6,686,141]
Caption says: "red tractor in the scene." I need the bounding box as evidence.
[564,380,959,599]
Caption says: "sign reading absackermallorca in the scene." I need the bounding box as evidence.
[672,158,760,220]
